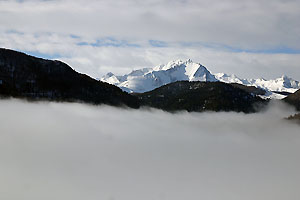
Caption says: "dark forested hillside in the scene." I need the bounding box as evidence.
[284,89,300,111]
[0,48,139,108]
[134,81,266,113]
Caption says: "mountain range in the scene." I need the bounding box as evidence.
[101,59,300,99]
[1,48,300,113]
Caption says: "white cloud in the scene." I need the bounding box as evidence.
[1,30,300,80]
[0,0,300,80]
[0,0,300,49]
[0,99,299,200]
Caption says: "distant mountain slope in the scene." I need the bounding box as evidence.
[101,59,300,99]
[0,48,139,108]
[101,59,217,93]
[216,73,300,99]
[284,89,300,111]
[134,81,266,113]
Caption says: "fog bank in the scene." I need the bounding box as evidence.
[0,99,299,200]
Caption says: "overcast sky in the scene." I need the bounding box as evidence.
[1,0,300,79]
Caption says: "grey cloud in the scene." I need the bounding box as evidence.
[0,99,299,200]
[59,46,300,80]
[1,0,300,81]
[1,30,300,80]
[0,0,300,49]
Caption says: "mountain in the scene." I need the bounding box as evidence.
[101,59,217,93]
[284,89,300,111]
[101,59,300,99]
[0,48,139,108]
[134,81,266,113]
[216,73,300,99]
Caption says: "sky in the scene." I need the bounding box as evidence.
[0,0,300,80]
[0,99,299,200]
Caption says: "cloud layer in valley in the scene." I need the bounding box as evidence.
[0,99,299,200]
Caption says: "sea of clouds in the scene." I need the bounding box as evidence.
[0,99,299,200]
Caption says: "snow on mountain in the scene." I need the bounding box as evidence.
[216,73,300,93]
[101,59,300,99]
[101,59,217,93]
[250,75,300,93]
[214,73,247,85]
[216,73,300,98]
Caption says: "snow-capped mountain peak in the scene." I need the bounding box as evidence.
[214,73,245,84]
[101,59,217,93]
[277,75,300,88]
[153,59,193,71]
[214,72,300,99]
[101,59,300,99]
[101,72,120,85]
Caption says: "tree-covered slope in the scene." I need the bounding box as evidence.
[284,89,300,111]
[134,81,266,113]
[0,48,139,108]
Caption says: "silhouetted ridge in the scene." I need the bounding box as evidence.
[0,48,139,108]
[134,81,266,113]
[284,89,300,111]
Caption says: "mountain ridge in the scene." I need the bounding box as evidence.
[284,89,300,111]
[101,59,300,99]
[134,81,266,113]
[0,48,139,108]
